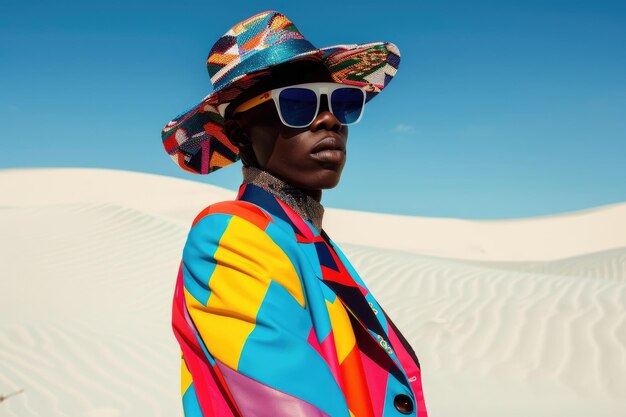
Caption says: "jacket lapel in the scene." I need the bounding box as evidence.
[236,183,411,389]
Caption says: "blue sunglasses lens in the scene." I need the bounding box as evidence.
[331,88,365,124]
[278,88,318,127]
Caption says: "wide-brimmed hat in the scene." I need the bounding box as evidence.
[161,10,401,175]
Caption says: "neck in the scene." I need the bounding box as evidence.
[241,166,325,232]
[302,187,322,203]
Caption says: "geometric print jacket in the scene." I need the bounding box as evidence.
[172,180,429,417]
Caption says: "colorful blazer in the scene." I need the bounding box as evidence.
[172,181,428,417]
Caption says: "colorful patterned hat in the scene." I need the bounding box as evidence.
[161,10,401,175]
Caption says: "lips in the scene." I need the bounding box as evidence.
[310,136,345,154]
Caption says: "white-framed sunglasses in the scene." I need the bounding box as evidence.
[230,82,367,128]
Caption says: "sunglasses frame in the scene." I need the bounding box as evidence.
[230,82,367,128]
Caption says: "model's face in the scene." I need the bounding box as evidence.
[224,62,349,193]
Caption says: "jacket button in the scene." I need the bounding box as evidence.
[394,394,414,414]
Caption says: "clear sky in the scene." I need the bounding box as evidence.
[1,0,624,219]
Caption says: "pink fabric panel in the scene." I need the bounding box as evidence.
[359,348,389,417]
[173,262,239,416]
[386,322,428,417]
[216,359,330,417]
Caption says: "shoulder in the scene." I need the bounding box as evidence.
[191,200,273,230]
[183,200,305,302]
[185,200,295,256]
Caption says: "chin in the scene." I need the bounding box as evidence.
[270,164,344,191]
[321,176,342,189]
[305,170,343,190]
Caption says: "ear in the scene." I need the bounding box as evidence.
[223,118,250,148]
[223,118,257,168]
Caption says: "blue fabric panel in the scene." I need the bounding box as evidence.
[182,213,232,306]
[383,376,418,417]
[237,280,349,417]
[182,383,204,417]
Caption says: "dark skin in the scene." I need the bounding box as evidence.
[223,61,349,203]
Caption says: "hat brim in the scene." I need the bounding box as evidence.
[161,41,400,175]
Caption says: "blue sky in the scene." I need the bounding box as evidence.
[1,0,624,219]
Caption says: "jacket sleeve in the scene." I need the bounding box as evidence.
[180,210,351,417]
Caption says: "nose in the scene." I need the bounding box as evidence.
[310,93,341,132]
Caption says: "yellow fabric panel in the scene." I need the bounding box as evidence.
[184,277,257,371]
[326,297,356,363]
[181,356,193,396]
[215,215,305,307]
[185,215,304,371]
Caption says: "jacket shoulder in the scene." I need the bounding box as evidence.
[191,200,273,231]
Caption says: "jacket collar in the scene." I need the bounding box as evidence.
[235,181,412,389]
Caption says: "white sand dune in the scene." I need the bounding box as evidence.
[324,203,626,261]
[3,167,625,260]
[0,167,624,417]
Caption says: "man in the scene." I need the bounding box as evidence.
[162,10,428,417]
